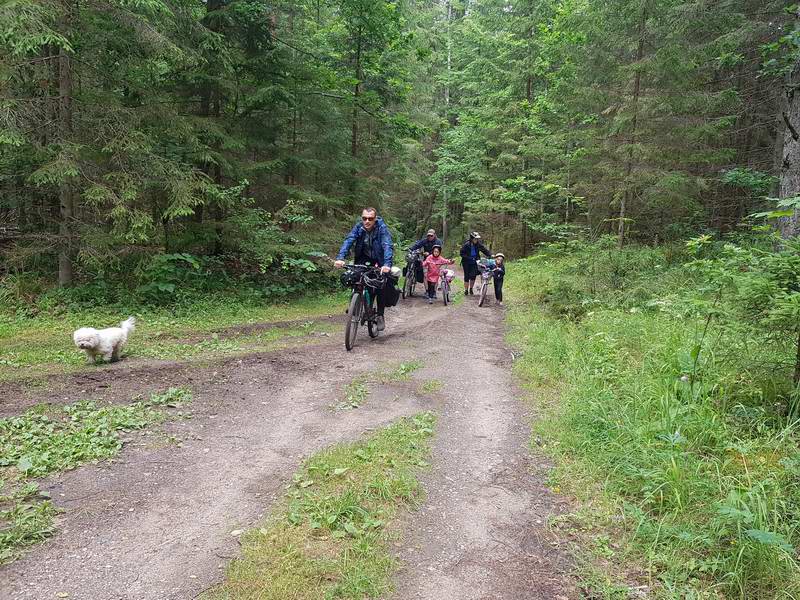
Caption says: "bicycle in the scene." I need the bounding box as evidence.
[402,249,423,299]
[341,264,386,351]
[439,267,454,306]
[477,259,495,307]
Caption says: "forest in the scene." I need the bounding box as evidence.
[2,0,796,295]
[2,0,800,598]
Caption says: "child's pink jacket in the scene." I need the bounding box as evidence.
[423,255,454,283]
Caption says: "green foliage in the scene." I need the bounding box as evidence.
[0,388,190,562]
[508,242,800,597]
[137,253,204,302]
[0,482,57,564]
[205,412,436,599]
[0,388,191,478]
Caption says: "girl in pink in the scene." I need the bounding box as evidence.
[422,244,454,304]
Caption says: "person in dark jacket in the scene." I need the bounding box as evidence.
[492,253,506,305]
[459,231,492,295]
[410,229,443,255]
[409,228,443,284]
[334,207,395,331]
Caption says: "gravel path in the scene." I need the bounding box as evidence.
[1,285,573,599]
[389,296,573,600]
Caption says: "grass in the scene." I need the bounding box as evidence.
[419,379,444,394]
[507,244,800,599]
[333,361,423,410]
[0,293,346,381]
[0,387,192,563]
[204,412,436,600]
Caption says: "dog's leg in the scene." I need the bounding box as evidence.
[111,344,121,362]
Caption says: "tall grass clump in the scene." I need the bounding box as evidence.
[508,235,800,598]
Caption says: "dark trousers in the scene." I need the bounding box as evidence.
[494,276,504,302]
[426,281,436,298]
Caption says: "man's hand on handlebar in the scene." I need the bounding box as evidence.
[334,260,345,268]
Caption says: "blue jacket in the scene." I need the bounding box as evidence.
[336,217,394,267]
[410,236,443,254]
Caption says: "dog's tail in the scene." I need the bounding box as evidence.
[120,316,136,334]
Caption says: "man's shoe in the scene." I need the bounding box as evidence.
[469,288,474,295]
[376,315,385,331]
[428,297,433,304]
[464,290,469,296]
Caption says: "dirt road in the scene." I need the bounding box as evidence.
[0,287,574,599]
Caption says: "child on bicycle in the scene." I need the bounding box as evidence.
[493,253,506,305]
[423,244,454,304]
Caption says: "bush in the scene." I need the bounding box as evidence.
[508,238,800,598]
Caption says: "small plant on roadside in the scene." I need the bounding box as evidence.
[334,362,423,411]
[419,379,444,394]
[378,360,422,383]
[337,378,370,410]
[0,481,57,564]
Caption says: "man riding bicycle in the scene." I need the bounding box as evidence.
[334,207,395,331]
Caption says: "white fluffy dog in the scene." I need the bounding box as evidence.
[73,316,136,363]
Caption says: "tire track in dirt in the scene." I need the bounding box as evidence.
[1,285,574,599]
[387,297,574,600]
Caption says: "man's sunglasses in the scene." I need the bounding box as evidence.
[361,216,376,221]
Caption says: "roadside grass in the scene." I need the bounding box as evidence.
[507,246,800,599]
[334,361,423,410]
[0,293,345,381]
[0,387,191,563]
[204,412,436,600]
[419,379,444,395]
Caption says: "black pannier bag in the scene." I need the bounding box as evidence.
[385,274,401,307]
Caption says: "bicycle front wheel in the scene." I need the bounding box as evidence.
[345,292,362,351]
[442,280,449,305]
[478,280,488,307]
[366,291,379,338]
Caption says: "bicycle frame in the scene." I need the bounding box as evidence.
[343,265,385,350]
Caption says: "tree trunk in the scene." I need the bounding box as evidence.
[442,187,448,243]
[351,30,362,159]
[57,14,74,287]
[618,5,646,249]
[779,9,800,239]
[445,0,452,108]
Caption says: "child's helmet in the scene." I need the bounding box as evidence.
[494,253,505,259]
[432,244,442,251]
[470,231,481,239]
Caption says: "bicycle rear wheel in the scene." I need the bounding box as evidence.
[345,292,362,351]
[478,279,488,306]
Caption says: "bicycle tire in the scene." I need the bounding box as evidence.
[345,292,362,351]
[478,280,488,307]
[365,289,379,338]
[367,315,379,338]
[403,274,413,299]
[442,279,449,305]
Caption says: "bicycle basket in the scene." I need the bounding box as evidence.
[340,269,361,287]
[362,271,385,290]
